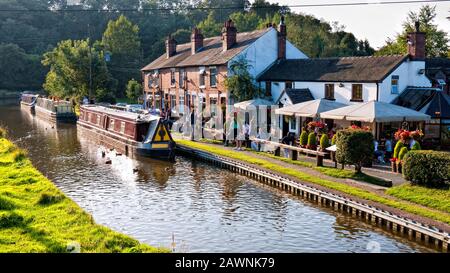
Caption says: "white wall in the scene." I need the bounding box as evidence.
[379,59,431,103]
[231,28,308,79]
[294,82,378,104]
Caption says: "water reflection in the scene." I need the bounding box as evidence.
[0,105,439,253]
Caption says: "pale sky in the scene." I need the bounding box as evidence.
[264,0,450,49]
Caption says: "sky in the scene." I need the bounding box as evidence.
[264,0,450,49]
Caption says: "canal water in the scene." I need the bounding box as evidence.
[0,104,438,252]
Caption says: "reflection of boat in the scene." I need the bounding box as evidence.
[78,105,175,161]
[34,97,77,123]
[20,94,37,114]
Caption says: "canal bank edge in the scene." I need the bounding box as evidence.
[176,140,450,252]
[0,136,168,253]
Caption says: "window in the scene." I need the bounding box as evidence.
[265,82,272,96]
[170,95,176,109]
[351,84,363,101]
[210,67,217,87]
[179,94,185,114]
[170,69,176,86]
[210,97,217,115]
[325,84,335,100]
[179,69,185,88]
[285,81,293,89]
[199,67,205,87]
[391,75,399,94]
[147,74,153,88]
[152,70,159,87]
[120,121,126,134]
[290,117,297,131]
[109,119,115,131]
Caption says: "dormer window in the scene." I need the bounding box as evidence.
[391,75,399,94]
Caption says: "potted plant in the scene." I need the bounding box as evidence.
[397,146,409,174]
[299,130,308,148]
[306,132,317,151]
[392,141,404,173]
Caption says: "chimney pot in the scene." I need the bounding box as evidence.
[191,27,204,55]
[222,19,237,51]
[165,35,177,59]
[407,21,426,60]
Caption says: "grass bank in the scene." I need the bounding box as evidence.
[0,136,166,253]
[177,139,450,225]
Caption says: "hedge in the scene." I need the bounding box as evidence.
[402,150,450,188]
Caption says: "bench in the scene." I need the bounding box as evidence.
[250,138,329,167]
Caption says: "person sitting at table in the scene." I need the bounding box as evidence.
[373,139,385,163]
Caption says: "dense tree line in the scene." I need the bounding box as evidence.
[1,0,378,100]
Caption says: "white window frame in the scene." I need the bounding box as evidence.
[391,75,399,94]
[209,66,217,87]
[199,67,206,88]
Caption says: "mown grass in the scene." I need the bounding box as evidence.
[252,150,391,187]
[387,184,450,214]
[0,137,167,253]
[177,139,450,225]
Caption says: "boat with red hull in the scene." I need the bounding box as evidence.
[77,105,175,161]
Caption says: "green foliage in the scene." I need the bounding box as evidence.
[307,132,316,147]
[42,39,117,101]
[0,127,6,139]
[197,11,222,37]
[225,56,261,102]
[402,150,450,188]
[398,147,408,161]
[393,141,404,159]
[0,43,46,90]
[0,138,166,253]
[411,142,421,150]
[229,12,261,32]
[299,130,308,146]
[320,134,330,150]
[376,5,449,57]
[331,134,337,145]
[102,15,142,95]
[11,149,27,162]
[125,79,142,102]
[335,129,374,173]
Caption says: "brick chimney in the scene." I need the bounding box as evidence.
[222,19,237,51]
[407,21,426,60]
[191,27,204,55]
[165,35,177,59]
[277,15,287,60]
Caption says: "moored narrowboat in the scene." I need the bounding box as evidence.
[20,94,38,114]
[34,97,77,123]
[77,105,175,161]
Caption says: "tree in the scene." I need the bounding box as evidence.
[225,56,260,102]
[376,5,449,57]
[197,11,222,38]
[125,79,142,102]
[229,12,261,33]
[42,39,116,102]
[102,15,142,96]
[335,128,374,173]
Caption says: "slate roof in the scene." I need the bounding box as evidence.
[258,55,408,83]
[420,91,450,118]
[277,88,314,104]
[391,86,449,118]
[425,57,450,78]
[142,28,270,71]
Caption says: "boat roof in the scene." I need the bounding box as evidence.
[81,105,159,122]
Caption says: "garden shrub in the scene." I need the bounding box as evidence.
[398,147,408,161]
[37,192,65,205]
[0,127,6,139]
[393,141,404,159]
[331,134,337,145]
[320,134,330,150]
[335,128,374,173]
[0,212,24,228]
[402,150,450,188]
[411,142,421,150]
[299,131,308,146]
[307,132,316,148]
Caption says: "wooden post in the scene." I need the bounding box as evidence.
[274,147,280,157]
[290,150,298,160]
[316,154,323,167]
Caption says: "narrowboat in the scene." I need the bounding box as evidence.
[34,97,77,123]
[20,94,38,114]
[77,105,175,161]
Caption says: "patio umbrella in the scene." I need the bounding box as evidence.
[320,100,431,122]
[275,98,348,117]
[234,98,273,111]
